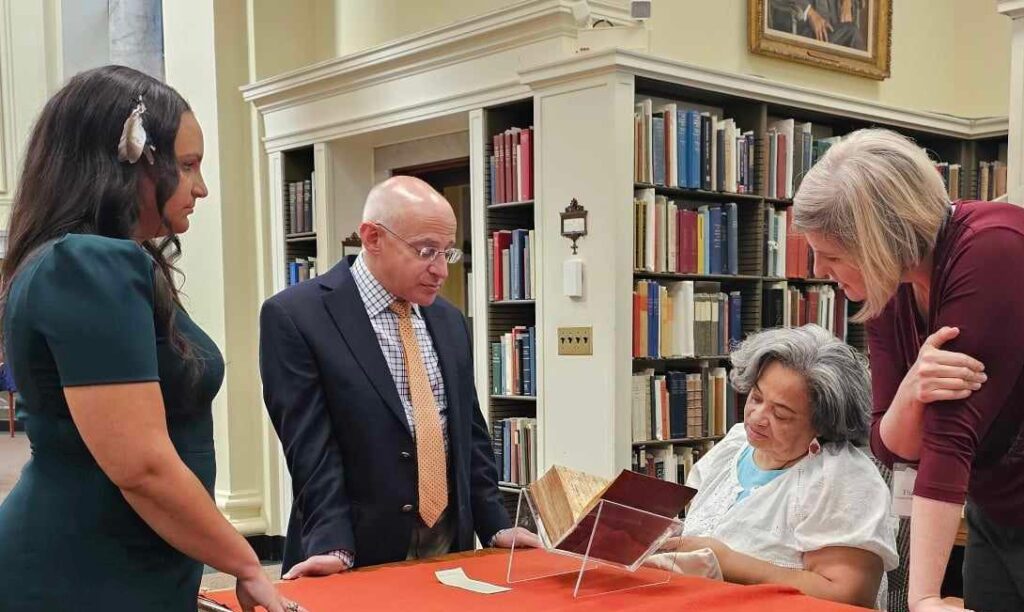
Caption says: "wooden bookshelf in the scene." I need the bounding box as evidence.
[482,99,540,492]
[487,200,535,210]
[281,146,317,287]
[622,77,1010,481]
[633,435,725,447]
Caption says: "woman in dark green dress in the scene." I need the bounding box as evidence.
[0,66,297,611]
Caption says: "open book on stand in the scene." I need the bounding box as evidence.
[526,465,696,568]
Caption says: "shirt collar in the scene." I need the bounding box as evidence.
[351,253,422,319]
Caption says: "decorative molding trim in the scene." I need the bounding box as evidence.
[242,0,633,118]
[216,488,268,535]
[519,49,1008,139]
[999,1,1024,20]
[263,81,527,152]
[243,0,629,104]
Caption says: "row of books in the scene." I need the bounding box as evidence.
[632,280,742,359]
[633,188,739,275]
[490,326,536,397]
[287,257,318,286]
[765,120,839,200]
[489,126,534,204]
[487,229,536,302]
[634,99,756,194]
[631,367,736,443]
[491,417,537,486]
[285,176,316,235]
[763,283,849,341]
[977,161,1007,201]
[935,163,963,201]
[632,441,715,492]
[765,205,817,279]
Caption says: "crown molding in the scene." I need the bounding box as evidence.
[999,1,1024,20]
[519,48,1008,139]
[242,0,631,113]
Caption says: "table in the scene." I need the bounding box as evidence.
[206,548,864,611]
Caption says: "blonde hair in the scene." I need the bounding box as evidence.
[793,128,950,322]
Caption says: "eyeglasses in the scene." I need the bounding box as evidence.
[374,222,463,264]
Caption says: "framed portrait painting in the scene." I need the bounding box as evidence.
[748,0,892,80]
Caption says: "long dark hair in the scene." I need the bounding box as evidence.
[1,65,193,358]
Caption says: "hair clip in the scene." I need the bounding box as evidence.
[117,95,156,165]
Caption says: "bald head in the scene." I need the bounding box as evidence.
[362,175,454,230]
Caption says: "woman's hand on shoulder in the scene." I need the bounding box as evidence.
[900,327,986,405]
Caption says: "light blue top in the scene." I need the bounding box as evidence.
[735,445,788,502]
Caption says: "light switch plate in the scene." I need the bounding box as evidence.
[558,326,593,356]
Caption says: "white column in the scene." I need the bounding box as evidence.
[0,0,62,224]
[163,0,268,534]
[1000,1,1024,204]
[529,70,637,478]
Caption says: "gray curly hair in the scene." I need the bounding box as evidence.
[729,325,872,444]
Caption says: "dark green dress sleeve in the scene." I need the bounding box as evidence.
[30,235,160,386]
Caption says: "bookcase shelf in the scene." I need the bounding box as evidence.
[633,271,763,282]
[487,200,534,210]
[634,183,763,203]
[633,435,725,448]
[281,146,318,287]
[482,99,539,492]
[285,233,317,243]
[634,356,731,365]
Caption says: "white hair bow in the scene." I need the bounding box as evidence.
[117,96,155,165]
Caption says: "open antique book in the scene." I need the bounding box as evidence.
[527,465,696,567]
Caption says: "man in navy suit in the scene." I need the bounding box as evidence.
[260,176,537,578]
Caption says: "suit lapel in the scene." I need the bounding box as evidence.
[321,264,411,436]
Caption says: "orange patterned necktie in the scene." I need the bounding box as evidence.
[389,300,448,527]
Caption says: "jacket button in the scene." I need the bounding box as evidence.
[401,504,414,513]
[400,451,411,459]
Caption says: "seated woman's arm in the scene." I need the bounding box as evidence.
[724,544,882,608]
[669,538,882,608]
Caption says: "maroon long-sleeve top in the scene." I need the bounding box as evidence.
[867,200,1024,526]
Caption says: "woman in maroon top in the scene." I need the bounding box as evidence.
[793,128,1024,612]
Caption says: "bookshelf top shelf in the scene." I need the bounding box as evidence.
[634,355,731,365]
[285,232,317,242]
[634,183,762,203]
[488,200,534,210]
[633,435,725,448]
[765,198,794,206]
[634,271,763,282]
[491,299,536,305]
[785,277,837,285]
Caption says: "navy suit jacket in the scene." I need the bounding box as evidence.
[259,258,510,571]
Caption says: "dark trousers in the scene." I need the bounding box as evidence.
[963,502,1024,612]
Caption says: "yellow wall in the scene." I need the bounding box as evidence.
[329,0,1009,119]
[252,0,335,80]
[334,0,520,56]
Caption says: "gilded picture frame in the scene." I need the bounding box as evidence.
[748,0,892,80]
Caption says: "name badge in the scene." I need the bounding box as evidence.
[891,463,917,518]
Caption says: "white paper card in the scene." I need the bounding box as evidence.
[891,463,918,518]
[435,568,511,594]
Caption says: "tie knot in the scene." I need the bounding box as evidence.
[389,299,412,318]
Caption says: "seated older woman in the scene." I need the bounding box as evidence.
[660,324,898,609]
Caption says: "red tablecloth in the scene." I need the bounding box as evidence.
[206,549,864,611]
